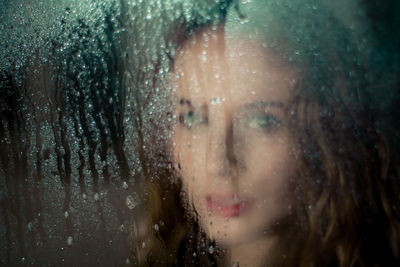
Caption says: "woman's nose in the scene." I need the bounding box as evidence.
[206,114,239,181]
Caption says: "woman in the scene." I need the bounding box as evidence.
[132,1,400,266]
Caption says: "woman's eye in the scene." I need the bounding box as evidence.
[178,110,206,129]
[248,114,282,132]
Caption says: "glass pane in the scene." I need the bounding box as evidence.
[1,0,399,266]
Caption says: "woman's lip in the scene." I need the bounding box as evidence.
[205,195,253,218]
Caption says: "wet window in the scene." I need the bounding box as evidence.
[1,0,399,266]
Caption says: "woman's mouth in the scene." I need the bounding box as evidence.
[205,195,253,218]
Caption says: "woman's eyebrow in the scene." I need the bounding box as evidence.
[179,98,192,106]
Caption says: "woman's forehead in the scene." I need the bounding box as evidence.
[172,28,297,105]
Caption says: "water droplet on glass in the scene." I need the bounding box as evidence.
[126,195,137,210]
[122,181,128,190]
[64,211,69,218]
[154,224,159,231]
[27,222,33,231]
[210,97,222,105]
[119,224,125,232]
[67,236,73,246]
[208,245,215,254]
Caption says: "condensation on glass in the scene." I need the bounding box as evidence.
[1,0,399,266]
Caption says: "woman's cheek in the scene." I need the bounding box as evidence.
[179,138,210,208]
[244,132,295,193]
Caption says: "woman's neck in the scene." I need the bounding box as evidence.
[228,237,275,267]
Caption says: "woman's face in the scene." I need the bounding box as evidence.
[172,28,297,247]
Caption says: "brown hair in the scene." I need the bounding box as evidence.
[271,74,400,266]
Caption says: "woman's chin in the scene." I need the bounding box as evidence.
[201,214,264,247]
